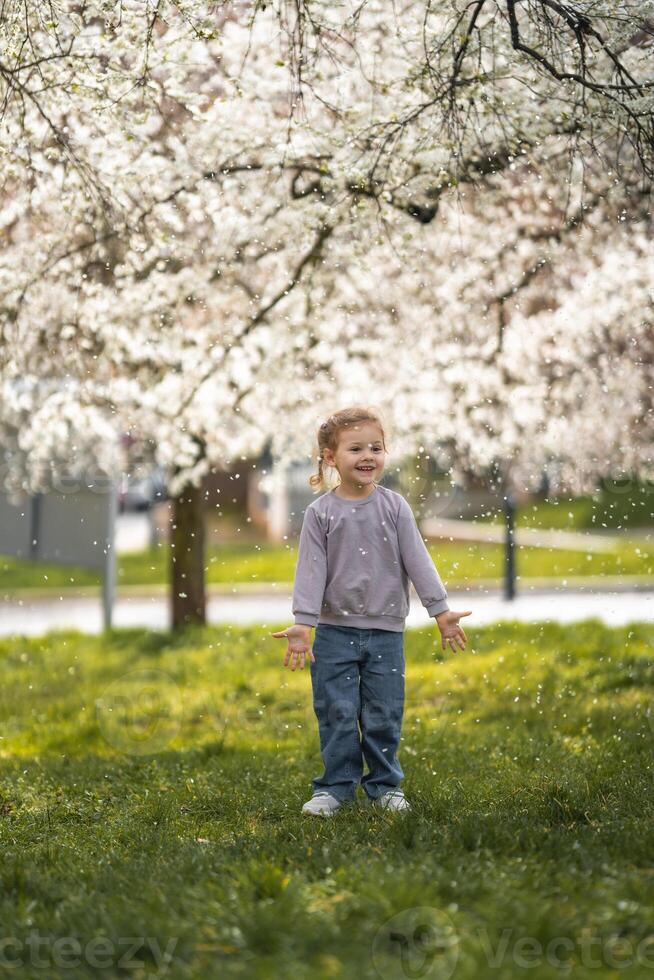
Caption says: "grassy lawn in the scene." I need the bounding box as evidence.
[0,535,651,593]
[0,619,652,978]
[448,478,654,531]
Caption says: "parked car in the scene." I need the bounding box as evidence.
[118,468,167,512]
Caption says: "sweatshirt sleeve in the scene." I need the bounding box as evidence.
[292,506,328,627]
[396,495,449,616]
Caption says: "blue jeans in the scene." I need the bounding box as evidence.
[309,623,405,802]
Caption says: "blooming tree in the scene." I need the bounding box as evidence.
[312,159,653,503]
[274,0,654,194]
[1,1,652,627]
[0,4,409,626]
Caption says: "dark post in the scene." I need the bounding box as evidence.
[102,482,119,631]
[29,493,42,559]
[503,490,516,600]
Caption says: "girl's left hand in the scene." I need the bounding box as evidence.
[435,610,472,652]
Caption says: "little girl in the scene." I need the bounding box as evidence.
[272,405,471,817]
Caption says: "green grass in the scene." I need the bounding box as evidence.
[467,478,654,530]
[0,619,652,978]
[0,534,651,593]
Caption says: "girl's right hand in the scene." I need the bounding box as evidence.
[270,625,315,670]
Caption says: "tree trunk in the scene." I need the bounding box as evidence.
[170,482,206,630]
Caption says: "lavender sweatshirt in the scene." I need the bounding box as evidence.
[292,483,449,632]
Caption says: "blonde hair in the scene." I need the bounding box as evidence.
[309,404,388,492]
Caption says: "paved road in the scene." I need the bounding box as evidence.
[1,588,650,637]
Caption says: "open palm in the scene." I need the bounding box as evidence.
[436,610,472,652]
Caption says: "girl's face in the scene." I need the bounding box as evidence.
[324,422,386,488]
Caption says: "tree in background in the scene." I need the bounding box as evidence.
[325,155,653,503]
[274,0,654,196]
[0,5,413,627]
[1,2,652,627]
[266,0,653,501]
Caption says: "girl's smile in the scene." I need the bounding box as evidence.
[322,421,386,497]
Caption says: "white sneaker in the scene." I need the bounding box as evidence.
[301,792,344,817]
[373,790,411,812]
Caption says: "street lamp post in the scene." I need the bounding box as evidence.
[503,490,517,601]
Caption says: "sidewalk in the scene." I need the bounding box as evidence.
[1,585,651,637]
[421,516,631,552]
